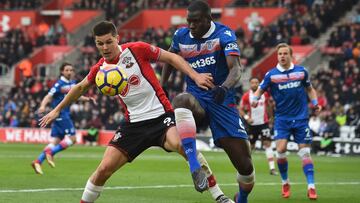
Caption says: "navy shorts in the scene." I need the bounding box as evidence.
[50,117,76,139]
[274,119,312,144]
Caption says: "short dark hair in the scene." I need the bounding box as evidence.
[60,62,72,72]
[92,21,117,37]
[187,0,211,17]
[59,62,73,76]
[249,77,260,82]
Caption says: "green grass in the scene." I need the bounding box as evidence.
[0,143,359,203]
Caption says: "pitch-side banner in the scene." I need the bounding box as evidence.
[0,11,38,33]
[0,127,114,146]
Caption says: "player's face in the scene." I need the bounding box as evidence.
[250,78,259,92]
[277,47,292,68]
[95,33,120,61]
[187,10,211,39]
[62,65,74,80]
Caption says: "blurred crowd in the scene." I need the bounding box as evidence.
[0,0,45,10]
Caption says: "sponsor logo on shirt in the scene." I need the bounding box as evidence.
[278,81,301,90]
[225,42,239,51]
[190,56,216,69]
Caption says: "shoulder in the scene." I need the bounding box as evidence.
[242,91,250,100]
[173,27,189,37]
[294,65,308,72]
[215,22,235,37]
[265,67,278,77]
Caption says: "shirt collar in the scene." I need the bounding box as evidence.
[276,63,294,72]
[60,76,70,83]
[189,21,216,39]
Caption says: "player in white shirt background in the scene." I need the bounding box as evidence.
[239,77,278,175]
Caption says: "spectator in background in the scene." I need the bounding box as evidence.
[84,125,99,146]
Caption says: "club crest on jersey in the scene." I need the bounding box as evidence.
[205,40,214,50]
[224,30,232,37]
[113,131,122,141]
[122,57,134,68]
[119,74,140,97]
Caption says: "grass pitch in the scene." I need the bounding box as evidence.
[0,143,359,203]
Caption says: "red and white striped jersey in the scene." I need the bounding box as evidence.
[240,90,269,125]
[87,42,172,123]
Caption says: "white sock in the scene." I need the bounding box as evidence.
[265,147,275,170]
[208,184,224,200]
[81,179,104,202]
[282,179,290,185]
[308,184,315,189]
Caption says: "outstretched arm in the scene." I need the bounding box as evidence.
[160,48,175,86]
[38,94,53,114]
[39,77,93,127]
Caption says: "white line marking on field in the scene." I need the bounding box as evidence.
[1,182,359,193]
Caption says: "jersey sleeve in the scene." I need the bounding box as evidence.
[170,29,181,53]
[133,41,161,62]
[87,58,104,84]
[303,67,312,88]
[240,92,250,111]
[260,72,271,90]
[48,82,60,96]
[220,29,240,56]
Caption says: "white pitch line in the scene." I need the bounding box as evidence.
[1,182,360,193]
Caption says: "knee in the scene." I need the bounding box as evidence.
[237,169,255,185]
[297,147,311,159]
[238,157,254,175]
[172,93,193,109]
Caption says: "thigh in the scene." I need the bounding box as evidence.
[274,119,291,141]
[259,124,272,142]
[248,125,261,145]
[172,92,206,124]
[51,118,75,139]
[218,137,253,175]
[109,113,175,162]
[293,119,312,144]
[207,100,247,146]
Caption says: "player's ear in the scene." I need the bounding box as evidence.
[117,35,120,44]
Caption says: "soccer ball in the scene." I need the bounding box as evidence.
[95,64,128,96]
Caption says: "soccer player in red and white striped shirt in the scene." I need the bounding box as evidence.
[239,77,278,175]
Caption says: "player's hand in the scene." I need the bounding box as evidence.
[194,73,214,90]
[247,118,254,124]
[37,106,46,115]
[212,85,228,104]
[313,104,322,114]
[39,110,60,128]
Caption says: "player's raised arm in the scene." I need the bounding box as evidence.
[37,94,53,114]
[160,48,176,87]
[39,77,93,127]
[159,49,214,90]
